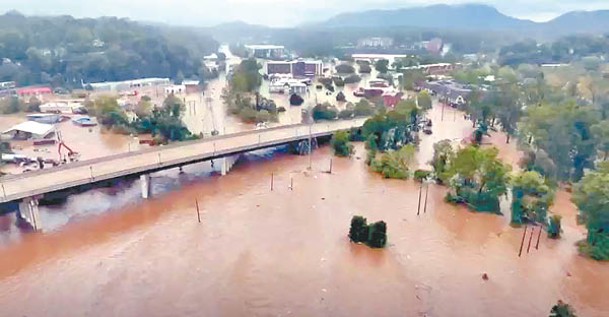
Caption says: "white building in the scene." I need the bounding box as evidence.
[357,37,394,48]
[88,78,171,92]
[2,121,56,140]
[165,85,186,95]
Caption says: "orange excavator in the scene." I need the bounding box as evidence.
[57,131,79,164]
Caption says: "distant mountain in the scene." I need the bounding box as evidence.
[319,4,535,30]
[318,4,609,36]
[543,10,609,34]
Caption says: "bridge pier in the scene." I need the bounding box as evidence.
[140,174,152,199]
[221,154,241,176]
[18,196,41,231]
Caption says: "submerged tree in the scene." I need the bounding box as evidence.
[367,221,387,248]
[549,300,577,317]
[445,146,511,213]
[548,215,562,239]
[511,171,555,225]
[572,161,609,260]
[371,144,416,180]
[331,131,354,157]
[430,140,454,184]
[349,216,369,243]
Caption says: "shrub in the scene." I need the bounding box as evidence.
[344,74,362,84]
[255,109,272,123]
[338,109,354,119]
[359,63,372,74]
[548,215,562,239]
[335,64,355,74]
[312,103,338,121]
[277,106,287,112]
[290,93,304,106]
[549,300,577,317]
[318,77,333,86]
[353,99,375,117]
[238,107,258,123]
[367,221,387,248]
[336,91,346,102]
[333,77,345,87]
[331,131,354,157]
[349,216,369,243]
[414,169,432,182]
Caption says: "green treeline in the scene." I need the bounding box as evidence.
[0,12,218,87]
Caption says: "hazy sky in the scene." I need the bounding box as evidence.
[4,0,609,27]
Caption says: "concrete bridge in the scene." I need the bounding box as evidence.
[0,119,365,229]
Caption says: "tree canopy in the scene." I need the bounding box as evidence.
[0,13,218,87]
[573,161,609,260]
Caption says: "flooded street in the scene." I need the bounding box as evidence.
[0,101,607,316]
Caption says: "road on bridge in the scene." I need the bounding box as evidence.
[0,119,364,203]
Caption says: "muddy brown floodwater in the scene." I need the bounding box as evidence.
[1,102,609,317]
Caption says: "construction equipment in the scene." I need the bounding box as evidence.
[56,131,79,164]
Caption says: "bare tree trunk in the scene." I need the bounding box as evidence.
[506,134,511,144]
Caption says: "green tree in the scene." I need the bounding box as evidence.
[331,131,354,157]
[402,69,425,91]
[430,140,454,184]
[349,216,369,243]
[445,146,511,213]
[312,102,338,121]
[374,59,389,74]
[353,99,374,117]
[521,101,598,182]
[591,120,609,160]
[335,64,355,74]
[359,63,372,74]
[493,84,522,143]
[417,91,432,111]
[572,161,609,260]
[231,58,261,92]
[367,221,387,248]
[511,171,555,225]
[372,144,416,179]
[549,300,577,317]
[134,99,153,118]
[548,215,562,239]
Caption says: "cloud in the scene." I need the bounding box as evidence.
[3,0,609,26]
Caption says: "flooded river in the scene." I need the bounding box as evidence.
[1,98,609,317]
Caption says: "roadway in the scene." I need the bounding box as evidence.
[0,119,364,203]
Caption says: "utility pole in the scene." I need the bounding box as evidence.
[417,181,423,216]
[423,182,430,214]
[519,225,527,257]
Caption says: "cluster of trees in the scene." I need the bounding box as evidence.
[349,215,387,248]
[331,131,354,157]
[0,95,42,114]
[230,59,262,93]
[573,162,609,260]
[224,59,278,123]
[224,91,278,124]
[361,99,431,179]
[90,94,196,143]
[438,145,512,213]
[452,60,609,260]
[498,35,609,67]
[0,12,218,87]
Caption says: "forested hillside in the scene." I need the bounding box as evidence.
[0,11,218,87]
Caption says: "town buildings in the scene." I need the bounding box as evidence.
[265,60,323,77]
[244,45,285,59]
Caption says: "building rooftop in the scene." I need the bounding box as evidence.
[245,45,285,50]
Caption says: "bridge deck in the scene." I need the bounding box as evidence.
[0,119,364,203]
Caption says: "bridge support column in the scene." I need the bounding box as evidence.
[221,154,240,176]
[18,196,41,231]
[140,174,152,199]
